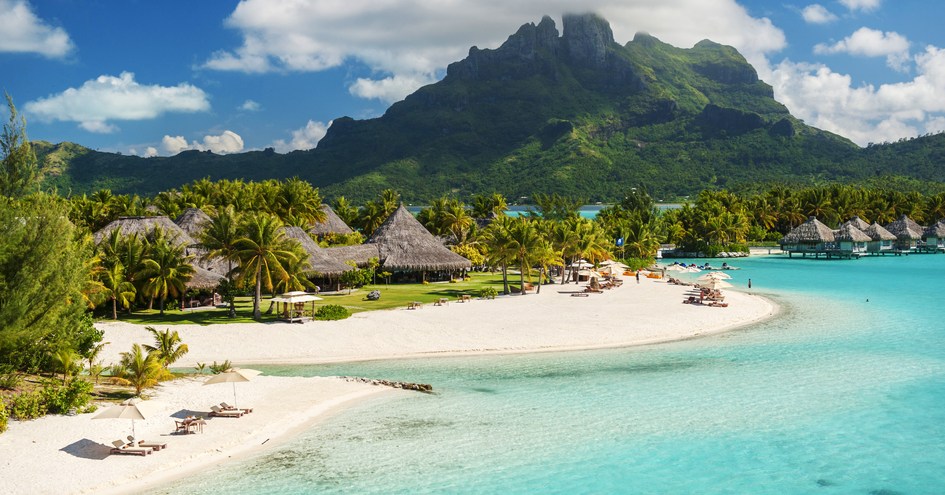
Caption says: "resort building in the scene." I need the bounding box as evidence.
[308,204,355,239]
[834,224,870,254]
[884,214,924,252]
[326,205,472,281]
[779,216,838,258]
[922,220,945,252]
[863,223,896,253]
[840,216,870,231]
[280,226,353,290]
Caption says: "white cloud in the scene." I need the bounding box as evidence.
[204,0,785,102]
[271,120,330,153]
[801,4,837,24]
[838,0,881,12]
[24,72,210,133]
[162,130,244,155]
[0,0,73,57]
[814,27,910,71]
[144,146,158,158]
[239,99,261,111]
[770,45,945,145]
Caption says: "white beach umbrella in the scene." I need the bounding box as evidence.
[664,264,686,272]
[203,368,261,410]
[685,266,702,273]
[93,398,161,441]
[704,279,733,290]
[698,272,732,281]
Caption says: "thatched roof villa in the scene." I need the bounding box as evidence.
[885,214,924,250]
[94,216,197,247]
[309,205,354,237]
[834,224,871,253]
[840,216,871,231]
[780,216,836,257]
[174,207,212,240]
[922,220,945,251]
[280,226,352,278]
[326,205,471,280]
[863,222,897,252]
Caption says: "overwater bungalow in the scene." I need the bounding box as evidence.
[885,215,924,252]
[922,220,945,252]
[840,216,871,231]
[326,205,471,281]
[863,223,896,253]
[834,224,870,254]
[779,216,843,258]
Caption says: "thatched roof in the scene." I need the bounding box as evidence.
[834,224,871,242]
[280,226,353,276]
[93,216,197,246]
[174,208,211,240]
[840,216,870,231]
[780,216,835,244]
[188,247,230,277]
[885,215,924,240]
[309,205,354,236]
[923,220,945,238]
[186,266,225,290]
[863,222,896,241]
[325,244,381,268]
[367,205,472,271]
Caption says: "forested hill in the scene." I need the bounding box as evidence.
[33,14,945,202]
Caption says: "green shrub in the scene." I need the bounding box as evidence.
[0,400,8,433]
[39,379,94,415]
[9,390,45,420]
[479,287,498,299]
[209,360,232,374]
[0,366,22,390]
[315,304,351,321]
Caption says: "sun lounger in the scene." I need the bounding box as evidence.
[128,435,168,451]
[110,439,152,456]
[221,402,253,414]
[209,405,243,418]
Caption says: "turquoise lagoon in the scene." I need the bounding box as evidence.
[153,255,945,494]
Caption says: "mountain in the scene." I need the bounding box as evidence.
[33,14,945,202]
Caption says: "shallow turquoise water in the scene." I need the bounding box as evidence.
[152,255,945,494]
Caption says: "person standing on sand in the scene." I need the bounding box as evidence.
[748,278,752,289]
[636,272,640,284]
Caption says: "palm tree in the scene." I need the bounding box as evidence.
[201,205,242,316]
[507,217,543,295]
[481,215,516,294]
[570,219,611,282]
[49,347,79,384]
[139,235,195,314]
[98,261,136,320]
[471,193,508,219]
[234,212,298,320]
[115,344,162,396]
[143,327,189,369]
[273,242,317,295]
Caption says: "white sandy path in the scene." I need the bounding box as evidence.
[98,275,776,367]
[0,375,395,495]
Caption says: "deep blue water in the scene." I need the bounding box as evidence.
[151,254,945,494]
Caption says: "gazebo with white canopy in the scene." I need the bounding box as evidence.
[271,291,322,322]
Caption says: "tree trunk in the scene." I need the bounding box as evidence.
[519,266,527,296]
[253,267,262,320]
[159,295,165,315]
[112,298,118,320]
[501,264,510,294]
[561,257,568,284]
[536,268,543,294]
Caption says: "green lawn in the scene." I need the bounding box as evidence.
[114,272,511,326]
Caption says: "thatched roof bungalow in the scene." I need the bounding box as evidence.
[186,266,225,290]
[93,216,197,247]
[174,208,211,241]
[366,205,472,274]
[780,216,835,253]
[834,224,870,253]
[325,244,381,268]
[309,205,354,237]
[840,216,871,231]
[863,223,896,252]
[923,220,945,250]
[885,214,924,250]
[280,226,352,277]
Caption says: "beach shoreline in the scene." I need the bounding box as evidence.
[0,275,777,495]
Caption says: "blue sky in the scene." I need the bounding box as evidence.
[3,0,944,156]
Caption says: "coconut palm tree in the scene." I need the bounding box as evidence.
[143,327,189,369]
[98,261,136,320]
[49,347,80,384]
[201,205,242,285]
[234,212,298,320]
[114,344,162,396]
[507,217,543,295]
[139,235,195,314]
[481,215,516,294]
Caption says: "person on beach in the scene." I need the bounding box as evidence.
[748,279,752,289]
[636,272,640,284]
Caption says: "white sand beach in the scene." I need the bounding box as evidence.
[0,275,775,495]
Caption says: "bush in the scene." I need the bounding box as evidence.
[40,379,94,415]
[9,390,45,420]
[0,400,7,433]
[209,360,232,374]
[0,366,22,390]
[479,287,498,299]
[315,304,351,321]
